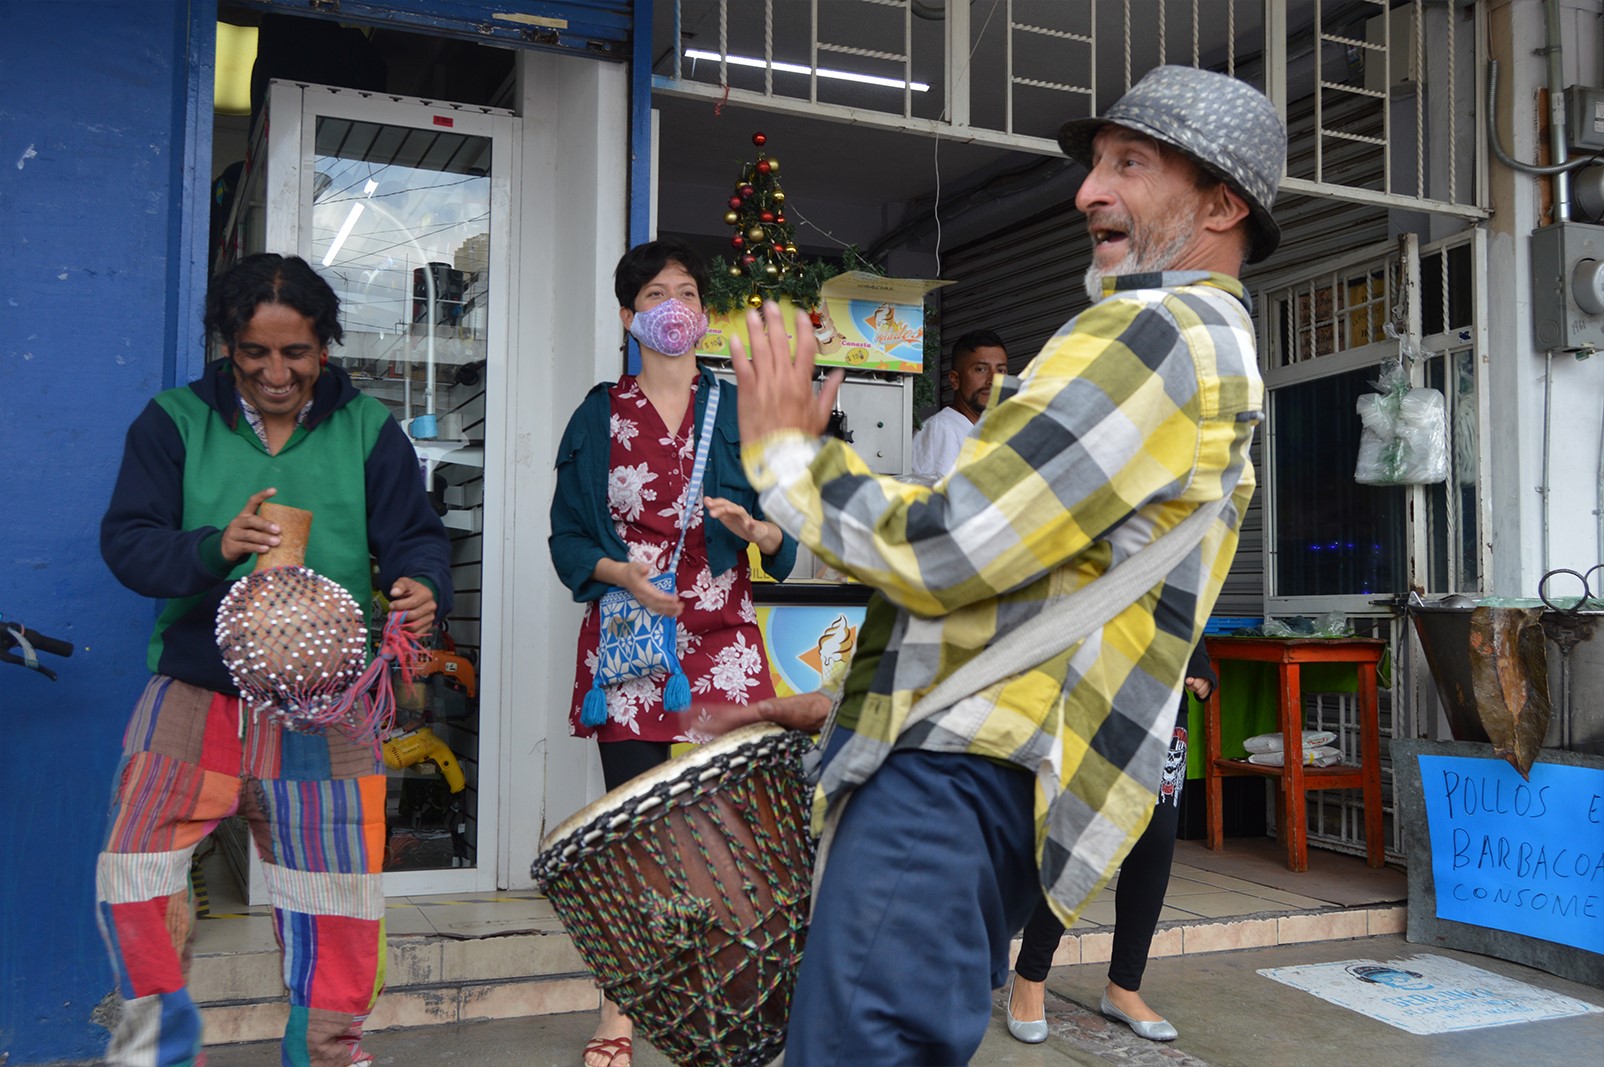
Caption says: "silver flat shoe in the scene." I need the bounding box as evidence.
[1100,992,1178,1041]
[1005,975,1049,1044]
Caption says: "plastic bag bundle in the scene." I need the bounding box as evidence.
[1248,747,1343,767]
[1243,730,1338,754]
[1257,611,1352,639]
[1354,358,1448,485]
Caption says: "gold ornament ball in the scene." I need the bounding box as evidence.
[723,210,739,225]
[729,265,743,277]
[766,157,779,173]
[773,190,786,203]
[765,264,780,278]
[748,225,766,242]
[785,244,798,254]
[745,292,764,309]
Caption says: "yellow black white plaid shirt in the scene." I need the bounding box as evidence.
[742,270,1264,924]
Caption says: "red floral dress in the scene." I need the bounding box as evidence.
[568,376,776,742]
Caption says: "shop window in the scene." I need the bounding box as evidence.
[1419,239,1481,594]
[1275,269,1391,367]
[1271,366,1408,597]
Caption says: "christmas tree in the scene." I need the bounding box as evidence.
[707,133,841,315]
[702,132,939,422]
[719,131,801,309]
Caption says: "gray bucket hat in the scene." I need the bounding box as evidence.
[1057,65,1287,263]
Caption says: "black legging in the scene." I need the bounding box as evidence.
[598,738,674,792]
[1013,774,1183,989]
[1015,644,1213,990]
[1013,694,1192,991]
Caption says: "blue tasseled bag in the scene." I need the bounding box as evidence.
[581,381,719,727]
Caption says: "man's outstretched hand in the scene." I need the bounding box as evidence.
[695,691,834,737]
[729,302,844,447]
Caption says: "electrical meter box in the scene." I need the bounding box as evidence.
[1530,222,1604,351]
[1566,85,1604,152]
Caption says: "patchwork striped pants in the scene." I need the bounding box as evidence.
[96,676,387,1067]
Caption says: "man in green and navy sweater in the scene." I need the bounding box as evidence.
[96,253,452,1066]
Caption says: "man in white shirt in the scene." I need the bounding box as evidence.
[907,329,1010,484]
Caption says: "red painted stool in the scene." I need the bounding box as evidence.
[1202,636,1388,872]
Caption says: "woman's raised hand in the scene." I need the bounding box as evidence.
[706,496,783,555]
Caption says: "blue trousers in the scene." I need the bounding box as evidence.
[785,750,1041,1067]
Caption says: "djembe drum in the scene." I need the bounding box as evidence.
[533,724,815,1067]
[215,501,418,742]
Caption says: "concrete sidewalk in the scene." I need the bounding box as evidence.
[202,934,1604,1067]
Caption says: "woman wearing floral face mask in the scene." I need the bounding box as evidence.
[547,238,797,1067]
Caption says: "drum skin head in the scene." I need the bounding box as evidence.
[541,722,785,854]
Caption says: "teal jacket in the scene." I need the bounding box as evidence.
[549,366,796,602]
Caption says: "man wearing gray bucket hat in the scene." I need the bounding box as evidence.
[1058,63,1286,268]
[1005,64,1288,1049]
[721,64,1284,1066]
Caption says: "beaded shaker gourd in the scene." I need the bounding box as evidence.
[214,502,370,733]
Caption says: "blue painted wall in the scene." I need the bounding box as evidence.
[0,3,207,1061]
[0,1,642,1059]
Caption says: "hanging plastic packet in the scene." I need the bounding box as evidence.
[1353,349,1448,485]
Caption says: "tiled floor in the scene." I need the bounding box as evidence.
[191,835,1407,958]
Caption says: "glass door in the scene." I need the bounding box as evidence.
[240,82,515,895]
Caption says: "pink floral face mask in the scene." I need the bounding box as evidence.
[627,298,708,358]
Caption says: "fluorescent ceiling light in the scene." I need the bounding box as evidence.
[685,48,929,93]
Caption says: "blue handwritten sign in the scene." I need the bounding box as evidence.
[1418,755,1604,954]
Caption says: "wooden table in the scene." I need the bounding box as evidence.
[1202,636,1388,872]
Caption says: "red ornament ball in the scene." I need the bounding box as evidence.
[773,242,786,254]
[741,254,756,266]
[757,160,771,174]
[753,132,767,147]
[739,184,755,199]
[775,214,786,224]
[728,196,742,210]
[760,211,775,223]
[731,236,745,249]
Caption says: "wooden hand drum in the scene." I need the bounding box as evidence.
[533,724,816,1067]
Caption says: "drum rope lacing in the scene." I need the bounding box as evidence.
[533,729,815,1067]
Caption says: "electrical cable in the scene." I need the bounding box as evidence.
[1486,60,1600,178]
